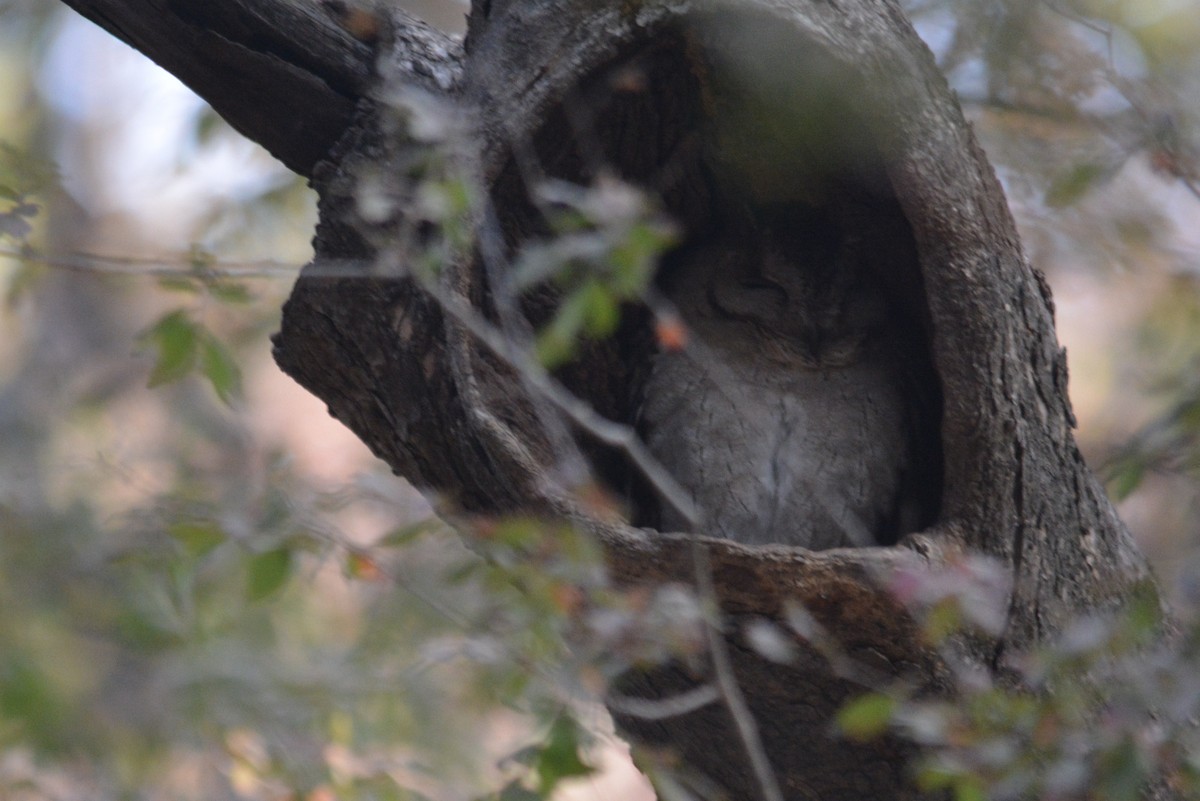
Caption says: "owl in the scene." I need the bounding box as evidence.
[638,206,928,549]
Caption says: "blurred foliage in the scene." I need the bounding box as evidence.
[902,0,1200,532]
[1103,276,1200,501]
[834,556,1199,801]
[1,1,1200,800]
[0,141,54,244]
[137,256,266,407]
[907,0,1199,261]
[513,177,678,367]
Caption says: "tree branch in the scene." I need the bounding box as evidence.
[57,0,463,176]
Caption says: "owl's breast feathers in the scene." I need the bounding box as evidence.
[637,224,924,546]
[640,328,917,548]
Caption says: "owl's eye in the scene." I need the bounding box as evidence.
[739,278,783,292]
[737,279,788,305]
[708,274,787,322]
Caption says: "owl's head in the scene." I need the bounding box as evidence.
[703,222,889,367]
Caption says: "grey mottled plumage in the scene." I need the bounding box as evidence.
[641,222,919,548]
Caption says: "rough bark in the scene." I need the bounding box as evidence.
[61,0,387,175]
[58,0,1163,799]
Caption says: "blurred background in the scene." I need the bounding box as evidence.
[0,0,1198,799]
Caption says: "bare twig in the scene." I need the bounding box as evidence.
[1039,0,1114,67]
[0,246,300,279]
[691,541,785,801]
[605,684,720,720]
[403,254,700,527]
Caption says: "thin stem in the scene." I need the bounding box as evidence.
[691,540,785,801]
[0,246,300,278]
[605,684,720,720]
[412,260,700,528]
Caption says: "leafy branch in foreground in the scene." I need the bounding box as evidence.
[836,555,1186,801]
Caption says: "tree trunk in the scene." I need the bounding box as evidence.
[59,1,1162,799]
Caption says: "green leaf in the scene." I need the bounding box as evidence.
[186,244,214,271]
[1121,581,1165,642]
[246,548,293,602]
[377,519,445,547]
[444,559,483,584]
[0,652,71,751]
[1098,736,1145,801]
[915,763,959,792]
[207,281,254,304]
[168,521,227,559]
[501,744,542,769]
[534,329,574,369]
[922,598,964,643]
[952,778,986,801]
[1107,459,1144,501]
[1045,162,1111,208]
[139,310,199,388]
[0,141,59,194]
[199,334,243,405]
[194,107,225,145]
[1181,398,1200,432]
[836,693,896,740]
[535,286,594,368]
[535,715,594,795]
[610,221,676,295]
[580,281,620,338]
[5,262,41,308]
[492,517,544,549]
[157,276,201,294]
